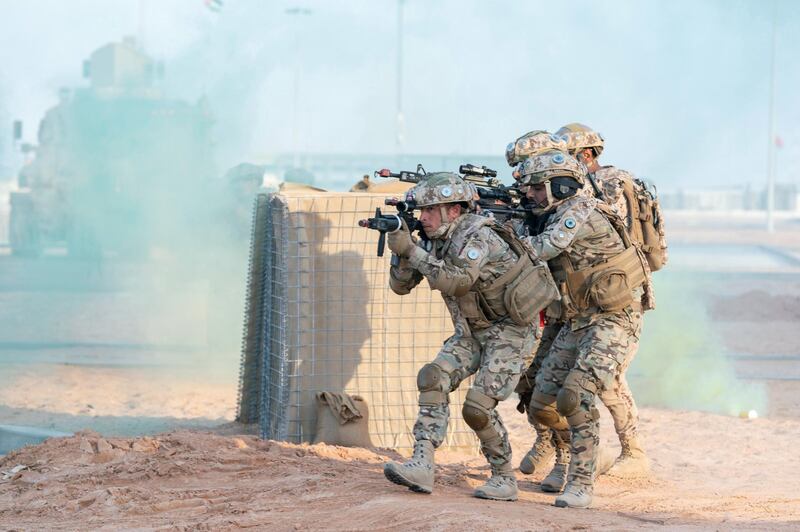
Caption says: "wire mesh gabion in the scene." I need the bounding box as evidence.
[237,191,478,452]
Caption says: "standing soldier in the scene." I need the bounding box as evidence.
[381,172,554,501]
[503,130,572,485]
[554,123,663,477]
[520,149,648,508]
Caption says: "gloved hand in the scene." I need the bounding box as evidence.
[516,391,532,414]
[514,371,535,414]
[387,220,416,258]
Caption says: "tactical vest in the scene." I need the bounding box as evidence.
[594,168,668,272]
[547,203,647,320]
[450,215,559,328]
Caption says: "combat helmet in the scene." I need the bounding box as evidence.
[506,130,569,168]
[519,149,586,212]
[555,123,604,157]
[408,172,478,239]
[409,172,479,209]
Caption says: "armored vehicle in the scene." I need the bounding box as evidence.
[9,38,214,256]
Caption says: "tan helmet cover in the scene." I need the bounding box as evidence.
[505,130,569,167]
[409,172,479,208]
[519,149,586,187]
[555,123,605,156]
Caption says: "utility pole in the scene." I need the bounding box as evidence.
[766,0,777,233]
[396,0,406,160]
[286,7,312,169]
[138,0,146,49]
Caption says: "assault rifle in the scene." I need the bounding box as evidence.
[373,163,524,217]
[358,164,529,258]
[357,200,426,258]
[458,163,522,218]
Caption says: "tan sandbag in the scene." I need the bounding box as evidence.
[348,175,413,194]
[280,182,328,192]
[313,392,374,448]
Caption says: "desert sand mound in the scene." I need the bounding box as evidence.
[710,290,800,322]
[2,405,799,531]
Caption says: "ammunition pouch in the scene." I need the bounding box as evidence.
[455,291,492,329]
[489,222,560,326]
[546,259,577,321]
[455,222,560,328]
[564,246,646,313]
[504,256,560,327]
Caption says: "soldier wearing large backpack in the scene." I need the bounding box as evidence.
[553,123,666,478]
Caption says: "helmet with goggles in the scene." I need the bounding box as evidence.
[519,149,586,212]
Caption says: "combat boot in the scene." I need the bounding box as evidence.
[473,463,518,501]
[518,433,555,475]
[383,440,435,494]
[607,435,650,478]
[540,441,569,493]
[554,482,593,508]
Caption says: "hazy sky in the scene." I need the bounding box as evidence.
[1,0,797,190]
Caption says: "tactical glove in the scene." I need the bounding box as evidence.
[516,391,532,414]
[514,370,535,414]
[387,220,416,258]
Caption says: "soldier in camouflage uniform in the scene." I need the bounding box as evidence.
[554,123,655,478]
[520,149,648,508]
[503,130,571,480]
[382,172,540,501]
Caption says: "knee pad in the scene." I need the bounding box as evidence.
[529,391,568,430]
[556,387,580,418]
[557,370,600,417]
[417,363,446,391]
[462,389,497,432]
[532,404,563,428]
[417,363,449,406]
[559,372,601,426]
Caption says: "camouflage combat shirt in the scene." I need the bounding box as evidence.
[524,195,642,329]
[389,213,518,332]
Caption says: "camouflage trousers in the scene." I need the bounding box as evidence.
[524,321,562,435]
[527,314,644,448]
[533,310,642,486]
[598,313,643,441]
[413,319,535,468]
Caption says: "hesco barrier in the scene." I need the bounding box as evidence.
[237,190,479,452]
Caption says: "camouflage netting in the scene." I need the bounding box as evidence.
[238,189,479,452]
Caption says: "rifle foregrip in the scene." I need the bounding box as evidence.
[378,232,386,257]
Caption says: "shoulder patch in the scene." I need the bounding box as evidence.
[550,230,571,248]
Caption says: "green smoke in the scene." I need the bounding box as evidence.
[631,274,767,417]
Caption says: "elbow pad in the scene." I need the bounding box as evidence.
[429,270,474,297]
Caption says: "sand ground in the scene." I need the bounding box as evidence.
[1,405,799,531]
